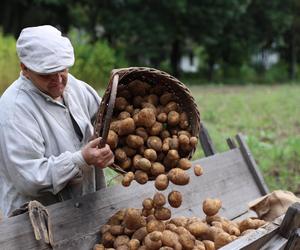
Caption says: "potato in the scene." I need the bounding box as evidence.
[179,112,189,129]
[154,207,171,221]
[155,174,169,190]
[142,208,155,217]
[118,118,136,136]
[125,105,134,114]
[194,164,203,176]
[115,97,129,111]
[178,130,191,138]
[100,224,111,234]
[128,80,151,96]
[190,137,198,147]
[147,136,163,151]
[161,230,180,248]
[160,130,170,140]
[147,219,166,233]
[176,227,195,250]
[186,222,209,238]
[169,217,188,227]
[177,158,192,170]
[124,227,136,236]
[102,231,115,248]
[126,135,144,149]
[141,102,158,115]
[110,225,124,236]
[166,149,180,161]
[203,198,222,216]
[202,240,215,250]
[123,146,137,157]
[206,215,222,225]
[136,158,152,172]
[164,101,179,113]
[148,122,163,136]
[119,158,132,170]
[136,108,156,127]
[133,154,143,168]
[132,227,148,241]
[93,244,105,250]
[144,231,162,249]
[143,198,154,210]
[117,88,132,99]
[123,208,145,230]
[214,232,233,249]
[168,191,182,208]
[134,170,149,184]
[167,168,190,185]
[128,239,140,250]
[178,134,189,146]
[107,130,119,150]
[157,113,167,123]
[115,148,127,163]
[153,193,166,208]
[160,92,173,106]
[167,111,180,126]
[238,218,266,232]
[144,149,157,162]
[133,96,144,108]
[114,235,130,248]
[136,127,149,142]
[151,162,165,176]
[145,94,159,106]
[169,137,179,150]
[122,172,135,187]
[162,138,170,152]
[118,111,131,120]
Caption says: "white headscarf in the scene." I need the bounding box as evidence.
[16,25,75,74]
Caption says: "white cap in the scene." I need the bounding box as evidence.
[16,25,75,74]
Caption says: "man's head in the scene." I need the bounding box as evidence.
[16,25,74,99]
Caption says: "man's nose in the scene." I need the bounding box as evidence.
[51,73,63,83]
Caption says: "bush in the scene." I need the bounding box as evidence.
[69,29,117,89]
[0,31,19,94]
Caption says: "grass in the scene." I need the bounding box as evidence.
[189,84,300,195]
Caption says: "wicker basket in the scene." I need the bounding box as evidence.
[94,67,201,174]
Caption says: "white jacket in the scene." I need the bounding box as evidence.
[0,73,105,217]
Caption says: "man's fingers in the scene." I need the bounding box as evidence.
[88,137,101,148]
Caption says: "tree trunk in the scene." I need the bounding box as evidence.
[170,39,181,78]
[288,29,297,80]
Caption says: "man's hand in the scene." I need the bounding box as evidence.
[81,138,114,168]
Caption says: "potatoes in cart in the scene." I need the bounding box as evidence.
[108,80,199,188]
[94,198,267,250]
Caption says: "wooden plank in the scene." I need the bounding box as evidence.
[285,229,300,250]
[236,133,269,195]
[0,148,266,250]
[199,122,217,156]
[279,202,300,239]
[227,137,237,150]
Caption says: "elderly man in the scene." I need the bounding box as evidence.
[0,25,114,217]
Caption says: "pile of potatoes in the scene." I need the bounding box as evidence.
[106,79,199,188]
[94,197,266,250]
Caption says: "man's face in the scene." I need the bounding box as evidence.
[21,63,68,99]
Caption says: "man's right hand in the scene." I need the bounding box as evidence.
[81,138,114,169]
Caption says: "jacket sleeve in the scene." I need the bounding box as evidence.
[0,120,86,197]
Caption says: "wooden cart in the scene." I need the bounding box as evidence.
[0,124,299,250]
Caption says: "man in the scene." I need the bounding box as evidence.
[0,25,114,217]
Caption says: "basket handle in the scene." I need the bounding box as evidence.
[98,74,119,148]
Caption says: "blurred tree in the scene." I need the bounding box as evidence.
[0,0,71,37]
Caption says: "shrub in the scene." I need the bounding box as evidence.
[0,31,19,94]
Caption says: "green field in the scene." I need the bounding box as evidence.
[189,84,300,195]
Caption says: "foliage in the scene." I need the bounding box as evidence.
[0,31,19,93]
[69,29,117,89]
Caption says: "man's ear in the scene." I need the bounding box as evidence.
[20,63,29,77]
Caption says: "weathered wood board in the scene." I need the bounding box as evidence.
[0,144,268,250]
